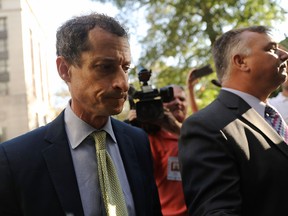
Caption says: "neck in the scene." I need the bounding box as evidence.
[282,90,288,97]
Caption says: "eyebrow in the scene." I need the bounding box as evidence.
[92,57,131,65]
[92,57,117,62]
[269,42,278,47]
[263,41,277,50]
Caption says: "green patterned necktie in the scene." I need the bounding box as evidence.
[92,131,128,216]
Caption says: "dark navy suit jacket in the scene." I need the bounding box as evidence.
[179,90,288,216]
[0,111,162,216]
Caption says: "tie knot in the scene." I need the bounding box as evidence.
[92,130,106,150]
[265,105,278,117]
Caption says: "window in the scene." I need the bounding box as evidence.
[0,17,8,95]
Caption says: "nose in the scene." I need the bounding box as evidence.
[174,97,181,104]
[172,97,182,106]
[112,68,129,92]
[278,48,288,62]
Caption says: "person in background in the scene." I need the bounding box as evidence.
[268,79,288,123]
[148,85,188,216]
[126,79,198,216]
[187,65,217,113]
[0,13,162,216]
[186,68,199,113]
[179,25,288,216]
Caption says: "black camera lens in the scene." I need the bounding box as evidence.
[136,99,164,122]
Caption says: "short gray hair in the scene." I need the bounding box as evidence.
[212,26,271,83]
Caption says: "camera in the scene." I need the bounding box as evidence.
[128,66,174,122]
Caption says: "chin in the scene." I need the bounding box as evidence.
[280,74,287,83]
[110,107,124,116]
[175,115,185,123]
[106,102,124,113]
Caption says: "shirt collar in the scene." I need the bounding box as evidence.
[222,88,266,118]
[64,102,117,149]
[277,92,288,102]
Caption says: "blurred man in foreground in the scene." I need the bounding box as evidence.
[179,26,288,216]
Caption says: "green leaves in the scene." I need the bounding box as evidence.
[96,0,286,108]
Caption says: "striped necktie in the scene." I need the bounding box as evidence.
[92,131,128,216]
[265,105,288,144]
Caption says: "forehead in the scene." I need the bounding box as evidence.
[240,31,275,47]
[87,27,131,60]
[173,86,186,96]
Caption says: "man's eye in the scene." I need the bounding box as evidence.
[269,45,278,53]
[96,64,116,71]
[95,64,131,73]
[123,65,131,73]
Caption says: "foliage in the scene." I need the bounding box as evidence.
[95,0,286,108]
[280,36,288,50]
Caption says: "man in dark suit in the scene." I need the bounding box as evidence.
[179,26,288,216]
[0,13,162,216]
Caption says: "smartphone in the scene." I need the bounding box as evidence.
[192,64,213,79]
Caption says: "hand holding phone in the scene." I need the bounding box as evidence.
[191,64,213,79]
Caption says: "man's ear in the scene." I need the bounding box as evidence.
[233,54,249,72]
[56,56,71,82]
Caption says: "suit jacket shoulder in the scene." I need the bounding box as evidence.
[0,111,84,215]
[179,90,288,216]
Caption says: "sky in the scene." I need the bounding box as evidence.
[29,0,288,108]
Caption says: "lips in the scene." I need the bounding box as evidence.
[170,107,184,113]
[279,63,287,71]
[111,93,127,100]
[277,63,287,76]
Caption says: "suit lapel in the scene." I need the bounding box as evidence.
[241,107,288,157]
[219,90,288,158]
[241,108,283,144]
[42,112,84,215]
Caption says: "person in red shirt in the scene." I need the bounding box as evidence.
[126,77,198,215]
[148,84,188,216]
